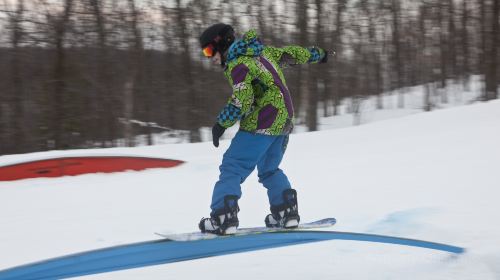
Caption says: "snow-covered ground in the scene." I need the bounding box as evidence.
[1,85,500,279]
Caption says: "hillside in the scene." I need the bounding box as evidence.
[0,100,499,279]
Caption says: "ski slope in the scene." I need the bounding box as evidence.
[1,100,499,279]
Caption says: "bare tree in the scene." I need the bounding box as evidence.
[437,0,449,103]
[296,0,311,129]
[44,0,74,149]
[361,0,384,109]
[480,0,488,99]
[126,0,146,146]
[304,0,324,131]
[331,0,348,116]
[2,0,27,154]
[448,0,458,80]
[369,1,384,110]
[390,0,405,108]
[461,0,471,90]
[485,0,500,100]
[176,0,201,142]
[86,0,119,147]
[419,2,434,112]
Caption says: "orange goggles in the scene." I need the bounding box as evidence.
[202,44,216,57]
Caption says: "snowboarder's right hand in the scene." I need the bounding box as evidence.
[212,123,226,148]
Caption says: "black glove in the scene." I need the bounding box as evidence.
[212,123,226,147]
[320,49,336,63]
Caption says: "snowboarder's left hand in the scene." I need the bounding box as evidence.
[320,50,335,63]
[212,123,226,147]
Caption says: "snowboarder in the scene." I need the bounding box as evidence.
[198,23,330,235]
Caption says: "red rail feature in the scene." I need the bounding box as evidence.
[0,156,184,181]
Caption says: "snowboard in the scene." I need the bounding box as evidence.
[155,217,336,241]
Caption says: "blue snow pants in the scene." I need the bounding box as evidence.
[210,130,292,213]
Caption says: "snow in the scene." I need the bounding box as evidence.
[1,98,500,278]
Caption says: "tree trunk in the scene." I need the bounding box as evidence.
[177,0,201,142]
[366,0,383,109]
[304,0,324,131]
[480,0,488,100]
[391,0,404,108]
[448,0,457,80]
[123,77,135,147]
[461,0,470,90]
[485,0,500,100]
[127,0,145,146]
[10,0,26,153]
[90,0,117,147]
[438,1,448,103]
[51,0,73,150]
[296,0,310,127]
[332,0,347,116]
[420,3,433,111]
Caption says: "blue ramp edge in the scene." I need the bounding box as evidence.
[0,231,465,280]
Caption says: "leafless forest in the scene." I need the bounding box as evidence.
[0,0,499,155]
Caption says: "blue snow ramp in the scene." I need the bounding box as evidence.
[0,231,465,280]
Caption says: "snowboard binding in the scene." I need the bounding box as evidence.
[199,195,239,235]
[265,189,300,228]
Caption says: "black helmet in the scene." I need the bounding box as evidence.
[199,23,235,55]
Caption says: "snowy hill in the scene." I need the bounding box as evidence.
[1,100,499,279]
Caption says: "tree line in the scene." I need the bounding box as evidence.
[0,0,499,155]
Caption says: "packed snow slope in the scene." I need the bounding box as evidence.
[0,100,499,279]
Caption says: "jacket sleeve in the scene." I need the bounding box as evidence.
[266,46,326,66]
[217,63,255,129]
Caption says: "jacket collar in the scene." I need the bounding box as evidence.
[226,30,264,64]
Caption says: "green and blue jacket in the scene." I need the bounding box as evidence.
[217,30,326,135]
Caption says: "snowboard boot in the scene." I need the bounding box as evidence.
[199,195,239,235]
[265,189,300,228]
